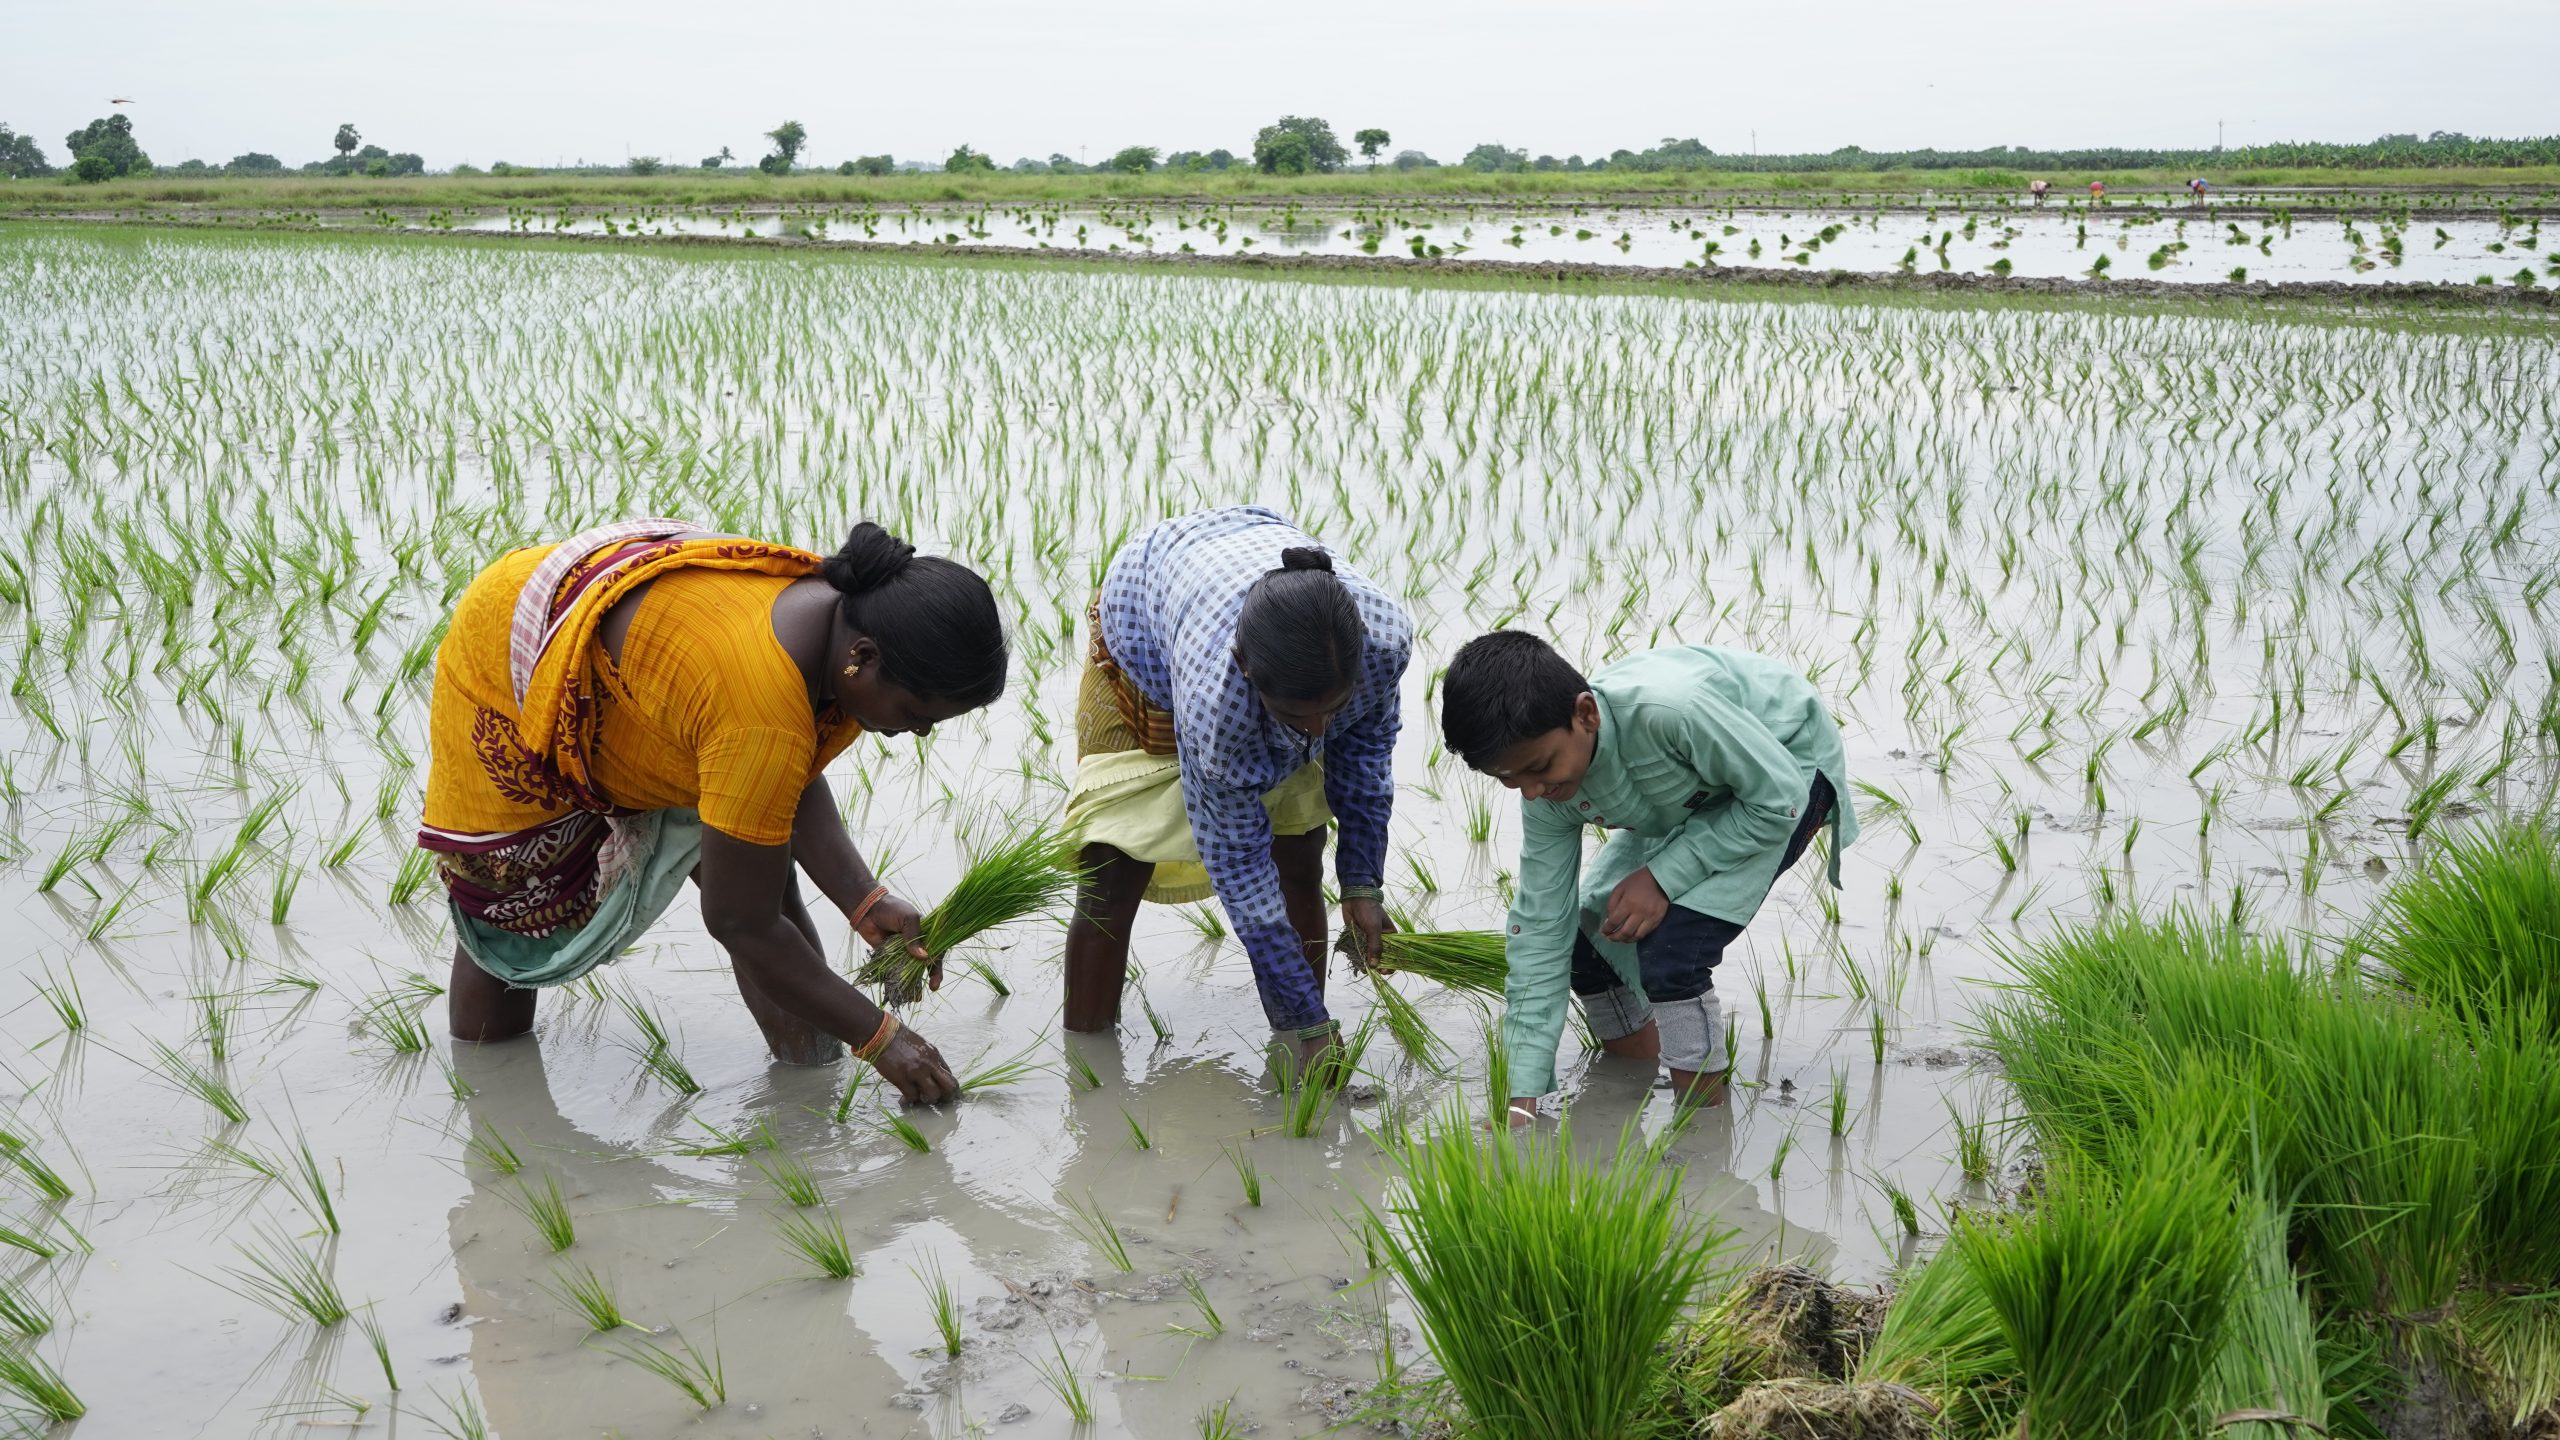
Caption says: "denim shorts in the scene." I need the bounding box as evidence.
[1568,773,1836,1006]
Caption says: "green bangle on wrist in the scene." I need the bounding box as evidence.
[1339,883,1385,903]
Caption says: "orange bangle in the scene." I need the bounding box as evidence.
[846,884,890,932]
[854,1012,900,1064]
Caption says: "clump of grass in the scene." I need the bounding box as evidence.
[1224,1145,1262,1207]
[1178,1271,1224,1337]
[537,1262,631,1332]
[422,1384,485,1439]
[597,1327,726,1409]
[1365,1117,1730,1440]
[1060,1191,1132,1272]
[356,1307,398,1390]
[857,824,1082,1006]
[1122,1108,1152,1151]
[463,1126,522,1176]
[507,1171,576,1251]
[31,966,83,1034]
[1947,1101,1997,1183]
[880,1108,931,1153]
[612,989,700,1095]
[1031,1336,1095,1424]
[0,1280,53,1337]
[774,1205,856,1279]
[957,1034,1049,1094]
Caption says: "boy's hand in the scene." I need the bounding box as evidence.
[1600,867,1670,944]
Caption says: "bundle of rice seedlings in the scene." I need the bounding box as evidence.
[1335,931,1448,1073]
[1364,1117,1730,1440]
[1858,1246,2019,1436]
[1703,1378,1938,1440]
[1372,930,1505,997]
[857,825,1082,1006]
[1957,1125,2246,1440]
[2203,1197,2329,1440]
[2361,820,2560,1038]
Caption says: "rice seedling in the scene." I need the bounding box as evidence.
[463,1126,523,1175]
[754,1149,825,1208]
[831,1068,870,1123]
[1871,1172,1923,1235]
[2360,819,2560,1036]
[422,1385,487,1439]
[1030,1335,1096,1424]
[1947,1101,1997,1183]
[1225,1144,1262,1207]
[1177,1270,1224,1337]
[30,966,83,1034]
[2204,1197,2330,1440]
[1121,1107,1153,1151]
[911,1252,963,1355]
[1375,930,1505,996]
[361,989,432,1054]
[880,1108,931,1152]
[773,1204,857,1279]
[597,1327,727,1409]
[507,1171,577,1251]
[857,824,1082,1005]
[1060,1190,1133,1272]
[0,1346,83,1425]
[1198,1397,1244,1439]
[1366,1116,1730,1440]
[537,1262,631,1332]
[1825,1069,1852,1137]
[218,1223,351,1326]
[146,1038,249,1124]
[356,1307,399,1390]
[0,1280,53,1337]
[1063,1045,1102,1092]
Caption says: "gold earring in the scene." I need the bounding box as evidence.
[842,662,862,679]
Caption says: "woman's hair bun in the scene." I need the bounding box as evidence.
[1277,545,1334,574]
[823,521,917,596]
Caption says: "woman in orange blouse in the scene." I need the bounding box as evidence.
[419,519,1006,1103]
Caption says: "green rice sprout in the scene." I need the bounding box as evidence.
[1060,1190,1133,1272]
[1178,1271,1224,1337]
[1365,1117,1730,1440]
[957,1034,1049,1094]
[773,1205,856,1279]
[31,966,83,1033]
[612,990,700,1095]
[422,1384,485,1439]
[356,1307,399,1390]
[911,1252,963,1355]
[2361,820,2560,1038]
[464,1127,522,1175]
[1225,1145,1262,1207]
[0,1346,83,1424]
[218,1223,351,1326]
[1140,986,1175,1043]
[831,1069,870,1124]
[1872,1173,1923,1236]
[1064,1045,1102,1092]
[1198,1396,1244,1439]
[538,1262,631,1331]
[508,1171,576,1251]
[755,1150,825,1208]
[1030,1335,1095,1424]
[146,1038,249,1124]
[361,990,432,1054]
[858,824,1083,1006]
[1947,1100,1997,1183]
[959,955,1011,996]
[5,1144,73,1203]
[596,1327,727,1409]
[0,1280,54,1337]
[1122,1107,1152,1151]
[1373,930,1504,996]
[880,1108,931,1153]
[1825,1068,1852,1137]
[2203,1197,2329,1440]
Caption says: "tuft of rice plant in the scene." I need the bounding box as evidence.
[1060,1190,1133,1273]
[1859,1242,2019,1435]
[2204,1196,2330,1440]
[1225,1144,1262,1207]
[146,1038,249,1124]
[858,824,1083,1006]
[1030,1335,1095,1424]
[0,1280,53,1337]
[538,1262,631,1332]
[755,1150,825,1208]
[1064,1045,1102,1091]
[356,1307,398,1390]
[1198,1396,1244,1439]
[911,1252,963,1355]
[774,1205,856,1279]
[31,966,83,1033]
[1959,1123,2246,1440]
[422,1384,485,1439]
[596,1327,726,1409]
[2361,820,2560,1038]
[831,1069,869,1124]
[1947,1101,1997,1183]
[218,1224,351,1327]
[507,1171,576,1252]
[361,990,432,1054]
[0,1345,83,1424]
[1365,1116,1731,1440]
[1373,930,1505,996]
[1178,1270,1224,1337]
[880,1108,931,1153]
[1122,1107,1152,1151]
[464,1126,522,1176]
[957,1034,1049,1094]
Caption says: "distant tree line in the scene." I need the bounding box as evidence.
[9,112,2557,184]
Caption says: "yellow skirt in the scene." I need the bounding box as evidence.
[1065,603,1328,905]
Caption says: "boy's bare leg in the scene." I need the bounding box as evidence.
[448,945,537,1041]
[1065,842,1153,1032]
[1669,1067,1730,1108]
[1599,1018,1661,1060]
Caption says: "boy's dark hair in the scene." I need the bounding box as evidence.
[1439,630,1590,770]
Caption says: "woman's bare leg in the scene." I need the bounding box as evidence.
[1064,843,1154,1033]
[1269,828,1329,1002]
[448,945,537,1042]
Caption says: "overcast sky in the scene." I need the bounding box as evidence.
[6,0,2554,169]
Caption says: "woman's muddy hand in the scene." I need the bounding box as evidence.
[870,1024,959,1104]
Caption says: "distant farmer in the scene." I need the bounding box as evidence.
[2029,179,2051,204]
[422,519,1010,1105]
[2089,180,2106,200]
[1438,632,1855,1122]
[1061,506,1411,1076]
[2188,177,2210,204]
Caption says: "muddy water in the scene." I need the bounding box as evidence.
[451,201,2552,286]
[0,224,2552,1437]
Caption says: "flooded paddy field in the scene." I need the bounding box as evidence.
[0,223,2554,1436]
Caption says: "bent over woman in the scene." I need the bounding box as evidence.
[1062,506,1412,1072]
[418,518,1004,1103]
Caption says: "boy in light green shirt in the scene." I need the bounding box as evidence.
[1438,632,1853,1123]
